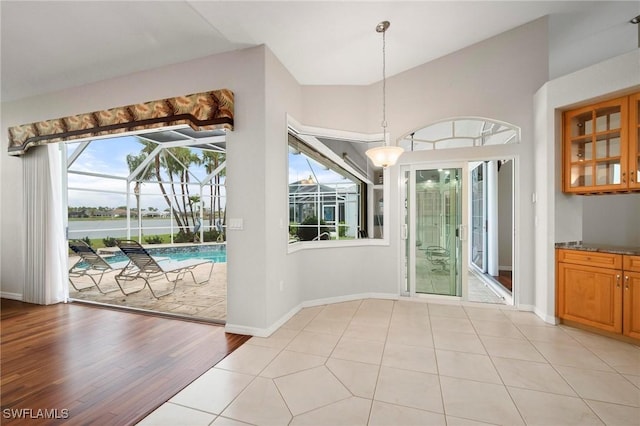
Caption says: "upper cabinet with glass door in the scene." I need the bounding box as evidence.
[630,92,640,190]
[563,92,639,194]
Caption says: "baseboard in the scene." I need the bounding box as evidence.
[225,292,398,337]
[1,292,23,301]
[498,265,513,272]
[301,292,398,309]
[533,305,558,325]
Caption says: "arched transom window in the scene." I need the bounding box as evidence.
[400,117,520,151]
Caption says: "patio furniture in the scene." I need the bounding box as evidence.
[425,246,450,272]
[114,240,214,298]
[68,239,131,293]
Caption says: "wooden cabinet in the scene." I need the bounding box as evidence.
[563,92,640,194]
[557,249,640,340]
[557,250,622,333]
[622,255,640,339]
[629,92,640,190]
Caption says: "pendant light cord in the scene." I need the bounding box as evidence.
[381,28,387,146]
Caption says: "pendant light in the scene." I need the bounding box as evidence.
[365,20,404,168]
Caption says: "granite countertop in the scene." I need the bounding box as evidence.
[555,242,640,256]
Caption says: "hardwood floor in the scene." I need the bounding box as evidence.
[0,299,249,425]
[493,270,513,292]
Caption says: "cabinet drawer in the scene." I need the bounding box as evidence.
[623,255,640,272]
[557,249,622,269]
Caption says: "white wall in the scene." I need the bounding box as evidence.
[534,49,640,323]
[263,48,303,326]
[548,1,639,80]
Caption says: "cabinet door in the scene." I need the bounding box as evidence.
[623,271,640,339]
[629,92,640,190]
[563,97,628,193]
[557,262,622,333]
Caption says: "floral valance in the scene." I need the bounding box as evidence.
[7,89,234,156]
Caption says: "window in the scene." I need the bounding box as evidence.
[399,118,520,151]
[288,134,364,242]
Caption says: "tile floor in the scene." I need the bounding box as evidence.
[139,298,640,426]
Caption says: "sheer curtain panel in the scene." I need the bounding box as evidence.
[22,144,67,304]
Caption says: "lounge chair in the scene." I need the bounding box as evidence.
[114,240,214,298]
[425,246,450,272]
[68,239,132,293]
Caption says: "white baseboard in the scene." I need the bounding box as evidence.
[225,293,398,337]
[1,292,23,301]
[533,306,558,325]
[301,292,398,309]
[498,265,513,271]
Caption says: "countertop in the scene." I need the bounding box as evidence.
[555,242,640,256]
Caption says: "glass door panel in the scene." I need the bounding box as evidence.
[471,163,486,272]
[413,168,461,296]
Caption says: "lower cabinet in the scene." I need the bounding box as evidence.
[622,255,640,339]
[557,249,639,340]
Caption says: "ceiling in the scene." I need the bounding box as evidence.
[1,1,636,102]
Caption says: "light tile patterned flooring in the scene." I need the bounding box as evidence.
[139,299,640,426]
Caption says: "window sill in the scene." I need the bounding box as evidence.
[287,238,389,254]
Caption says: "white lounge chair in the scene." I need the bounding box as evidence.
[114,240,213,298]
[68,239,131,293]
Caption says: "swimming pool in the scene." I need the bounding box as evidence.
[76,244,227,269]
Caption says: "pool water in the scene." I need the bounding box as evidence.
[75,244,226,269]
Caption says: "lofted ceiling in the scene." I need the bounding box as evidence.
[1,1,637,102]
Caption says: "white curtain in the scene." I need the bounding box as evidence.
[22,144,67,304]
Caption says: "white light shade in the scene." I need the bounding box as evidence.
[365,145,404,168]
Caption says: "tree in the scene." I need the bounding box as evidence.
[130,140,208,236]
[126,152,156,229]
[161,147,202,233]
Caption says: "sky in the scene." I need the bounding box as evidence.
[67,135,352,211]
[67,136,223,211]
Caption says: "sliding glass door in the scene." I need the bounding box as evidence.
[471,162,487,272]
[402,164,466,297]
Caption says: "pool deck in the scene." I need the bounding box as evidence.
[68,255,227,323]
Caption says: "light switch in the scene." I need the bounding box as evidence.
[229,218,244,230]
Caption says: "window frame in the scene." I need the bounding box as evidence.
[286,115,390,252]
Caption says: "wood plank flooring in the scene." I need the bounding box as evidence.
[493,270,513,292]
[0,299,249,425]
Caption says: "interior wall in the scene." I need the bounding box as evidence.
[534,48,640,323]
[498,160,513,269]
[548,1,639,80]
[263,48,303,326]
[582,194,640,246]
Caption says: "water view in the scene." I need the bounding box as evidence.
[68,218,213,240]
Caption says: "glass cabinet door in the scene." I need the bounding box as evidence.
[630,93,640,190]
[564,97,627,192]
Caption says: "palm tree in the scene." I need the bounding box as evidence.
[126,152,156,240]
[161,147,202,234]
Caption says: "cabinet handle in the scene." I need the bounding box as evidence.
[625,275,629,290]
[621,172,626,184]
[631,171,636,183]
[616,274,621,288]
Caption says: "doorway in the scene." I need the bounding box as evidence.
[402,164,466,298]
[402,160,514,304]
[469,159,514,302]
